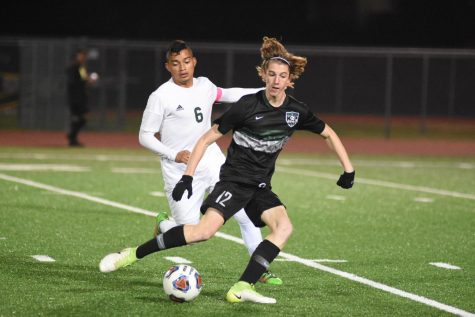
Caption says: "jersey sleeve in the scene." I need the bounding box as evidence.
[196,77,221,106]
[138,93,177,161]
[217,87,265,103]
[297,105,326,134]
[213,102,248,135]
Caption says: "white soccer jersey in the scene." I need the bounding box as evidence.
[139,77,263,226]
[139,77,265,254]
[140,77,224,188]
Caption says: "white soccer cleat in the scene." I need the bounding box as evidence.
[226,281,276,304]
[99,247,138,273]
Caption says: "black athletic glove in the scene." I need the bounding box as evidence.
[172,175,193,201]
[337,171,355,189]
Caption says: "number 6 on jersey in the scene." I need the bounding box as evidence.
[194,107,203,122]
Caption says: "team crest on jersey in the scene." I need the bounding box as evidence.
[176,105,184,111]
[285,111,299,127]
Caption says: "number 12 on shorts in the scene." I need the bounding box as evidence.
[215,191,232,207]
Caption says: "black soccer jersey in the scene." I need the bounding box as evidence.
[214,90,325,187]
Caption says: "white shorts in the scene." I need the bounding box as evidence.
[161,144,225,224]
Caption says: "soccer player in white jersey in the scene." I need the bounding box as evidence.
[137,40,281,284]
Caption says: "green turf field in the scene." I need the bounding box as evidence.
[0,146,474,316]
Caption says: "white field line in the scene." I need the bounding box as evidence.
[429,262,461,270]
[0,173,473,317]
[313,259,348,263]
[164,256,192,264]
[275,258,348,263]
[2,152,473,200]
[31,255,56,262]
[0,152,473,170]
[414,197,435,203]
[277,166,475,201]
[111,167,159,174]
[278,158,475,170]
[217,232,474,317]
[0,163,89,172]
[326,195,347,201]
[0,173,155,217]
[0,152,157,162]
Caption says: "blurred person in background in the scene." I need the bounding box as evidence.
[66,49,98,146]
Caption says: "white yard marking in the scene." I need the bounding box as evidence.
[275,258,348,263]
[278,158,474,170]
[314,259,348,263]
[0,163,89,172]
[457,163,474,169]
[217,231,474,317]
[0,173,156,217]
[1,173,473,317]
[111,167,159,174]
[1,152,473,170]
[32,255,55,262]
[164,256,192,264]
[326,195,347,201]
[277,166,475,201]
[414,197,434,203]
[150,191,166,197]
[0,152,156,162]
[429,262,461,270]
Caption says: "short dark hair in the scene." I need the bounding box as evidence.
[166,40,192,61]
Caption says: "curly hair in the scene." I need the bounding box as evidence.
[256,37,307,87]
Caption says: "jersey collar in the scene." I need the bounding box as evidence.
[169,77,196,89]
[260,90,290,109]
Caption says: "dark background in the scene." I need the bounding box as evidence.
[1,0,475,48]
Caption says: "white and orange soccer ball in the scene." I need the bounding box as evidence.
[163,264,203,302]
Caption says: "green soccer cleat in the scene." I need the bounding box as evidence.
[226,281,276,304]
[99,247,138,273]
[259,271,283,285]
[153,211,169,237]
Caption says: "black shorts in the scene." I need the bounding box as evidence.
[201,180,284,227]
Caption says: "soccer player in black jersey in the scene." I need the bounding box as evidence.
[99,37,355,304]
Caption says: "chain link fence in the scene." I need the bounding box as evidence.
[1,37,474,137]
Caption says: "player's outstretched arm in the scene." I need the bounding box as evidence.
[320,124,355,188]
[217,87,264,103]
[185,124,223,176]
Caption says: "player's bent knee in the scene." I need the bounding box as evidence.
[191,225,217,241]
[278,220,293,240]
[196,229,216,241]
[274,210,293,239]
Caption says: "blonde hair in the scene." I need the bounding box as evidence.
[256,37,307,88]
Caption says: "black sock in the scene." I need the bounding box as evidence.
[239,239,280,284]
[161,225,187,249]
[136,225,187,259]
[136,238,159,259]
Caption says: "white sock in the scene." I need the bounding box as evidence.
[233,209,263,255]
[159,219,177,233]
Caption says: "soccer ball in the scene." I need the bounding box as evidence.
[163,264,203,302]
